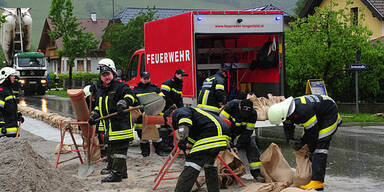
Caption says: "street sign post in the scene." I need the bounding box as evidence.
[349,64,366,70]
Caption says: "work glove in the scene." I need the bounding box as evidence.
[17,112,24,124]
[88,112,100,125]
[178,139,187,151]
[288,139,303,151]
[116,100,128,115]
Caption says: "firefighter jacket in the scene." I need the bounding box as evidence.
[197,72,227,114]
[219,99,257,138]
[172,107,231,154]
[92,79,136,144]
[0,80,19,137]
[283,95,342,143]
[133,82,163,128]
[161,77,184,110]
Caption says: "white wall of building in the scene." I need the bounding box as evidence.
[47,57,103,74]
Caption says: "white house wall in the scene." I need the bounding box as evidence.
[48,57,103,74]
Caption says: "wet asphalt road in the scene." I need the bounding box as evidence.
[20,95,384,191]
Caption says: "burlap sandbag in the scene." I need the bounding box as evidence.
[141,124,160,140]
[83,136,101,162]
[216,149,246,188]
[291,145,312,187]
[260,143,295,184]
[280,187,317,192]
[247,93,285,121]
[240,182,290,192]
[54,144,72,154]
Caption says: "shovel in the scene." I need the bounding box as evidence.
[95,93,165,121]
[78,94,165,178]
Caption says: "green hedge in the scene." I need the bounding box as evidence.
[47,72,99,88]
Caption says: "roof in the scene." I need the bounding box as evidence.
[300,0,384,20]
[38,17,109,50]
[114,5,290,24]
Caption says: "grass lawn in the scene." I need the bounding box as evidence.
[46,89,69,98]
[340,113,384,122]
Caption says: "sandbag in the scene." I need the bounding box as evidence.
[240,182,290,192]
[54,143,72,154]
[216,149,246,188]
[141,124,160,141]
[260,143,295,184]
[281,187,317,192]
[83,136,101,162]
[247,93,285,120]
[291,145,312,187]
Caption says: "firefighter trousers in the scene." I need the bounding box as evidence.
[175,149,220,192]
[136,129,162,156]
[107,143,128,178]
[310,134,332,182]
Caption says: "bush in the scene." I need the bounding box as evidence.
[47,72,99,88]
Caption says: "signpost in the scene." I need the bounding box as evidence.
[350,50,366,114]
[305,79,328,95]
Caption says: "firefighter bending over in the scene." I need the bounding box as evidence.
[197,64,229,115]
[133,71,164,157]
[0,67,24,137]
[164,107,231,192]
[88,58,136,182]
[220,98,264,182]
[268,95,342,191]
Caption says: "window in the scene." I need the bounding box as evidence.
[77,60,85,72]
[86,60,91,72]
[66,60,70,72]
[140,53,146,74]
[128,55,139,80]
[351,7,358,25]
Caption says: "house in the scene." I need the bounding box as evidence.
[300,0,384,39]
[38,13,109,74]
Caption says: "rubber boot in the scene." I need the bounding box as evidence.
[140,142,150,157]
[100,155,113,175]
[101,172,122,183]
[300,180,324,191]
[153,141,165,156]
[175,166,201,192]
[250,169,265,183]
[204,165,220,192]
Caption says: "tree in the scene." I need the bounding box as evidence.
[285,0,384,102]
[293,0,307,15]
[102,7,157,71]
[48,0,99,88]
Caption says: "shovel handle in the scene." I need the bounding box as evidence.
[95,106,142,121]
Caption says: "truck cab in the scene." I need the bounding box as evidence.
[13,52,48,95]
[123,49,146,88]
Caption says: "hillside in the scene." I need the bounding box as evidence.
[3,0,298,48]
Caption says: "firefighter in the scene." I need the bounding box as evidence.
[219,98,264,182]
[197,64,229,115]
[54,72,59,90]
[0,67,24,138]
[268,95,342,190]
[160,69,188,152]
[164,107,231,192]
[11,75,21,103]
[88,58,136,183]
[133,71,164,157]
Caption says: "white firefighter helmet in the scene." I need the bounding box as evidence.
[267,96,294,125]
[98,58,117,74]
[0,67,16,84]
[83,85,91,98]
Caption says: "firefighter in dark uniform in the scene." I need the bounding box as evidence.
[133,71,164,157]
[88,59,136,183]
[11,75,21,103]
[219,99,264,182]
[164,107,231,192]
[268,95,342,190]
[197,64,228,115]
[160,69,188,151]
[0,67,24,138]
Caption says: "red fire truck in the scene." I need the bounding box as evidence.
[123,10,285,105]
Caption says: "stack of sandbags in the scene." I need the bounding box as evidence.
[216,149,246,188]
[247,93,285,120]
[18,105,79,133]
[240,143,313,192]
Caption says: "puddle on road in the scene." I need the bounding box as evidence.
[19,95,75,118]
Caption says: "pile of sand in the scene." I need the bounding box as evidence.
[0,137,84,192]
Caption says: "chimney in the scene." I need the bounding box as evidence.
[91,12,97,22]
